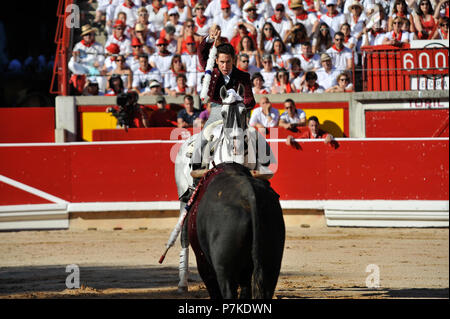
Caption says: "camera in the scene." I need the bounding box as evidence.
[109,92,139,128]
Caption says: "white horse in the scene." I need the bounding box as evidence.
[173,85,276,292]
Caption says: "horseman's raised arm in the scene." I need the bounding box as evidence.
[197,36,214,70]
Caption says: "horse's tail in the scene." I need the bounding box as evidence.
[249,179,285,299]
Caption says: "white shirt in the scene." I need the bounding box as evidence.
[326,45,353,72]
[316,66,341,90]
[114,3,138,28]
[146,5,168,37]
[266,16,292,39]
[260,68,277,89]
[280,109,306,124]
[204,0,242,19]
[149,53,173,75]
[298,53,321,72]
[320,12,346,37]
[288,12,318,36]
[132,67,162,92]
[71,40,105,68]
[249,106,280,128]
[213,12,241,41]
[105,35,132,55]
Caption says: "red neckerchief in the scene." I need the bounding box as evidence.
[296,12,308,20]
[278,82,292,93]
[271,15,282,24]
[344,35,350,43]
[397,12,405,18]
[139,67,150,74]
[301,54,311,62]
[177,84,186,93]
[196,16,207,27]
[81,39,94,47]
[266,36,273,41]
[332,44,344,52]
[247,16,256,22]
[237,66,248,72]
[123,1,134,9]
[392,30,402,41]
[113,33,124,42]
[307,82,319,92]
[326,11,339,18]
[353,14,360,24]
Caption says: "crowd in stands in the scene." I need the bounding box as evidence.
[70,0,449,97]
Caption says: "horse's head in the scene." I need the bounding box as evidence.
[219,85,248,159]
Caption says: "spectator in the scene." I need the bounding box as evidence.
[142,79,164,95]
[286,115,334,147]
[178,19,203,54]
[402,18,418,41]
[105,74,126,96]
[164,54,187,92]
[326,31,353,72]
[134,7,154,35]
[146,0,168,38]
[249,96,280,129]
[213,0,241,41]
[339,23,357,50]
[289,57,306,92]
[166,8,183,38]
[132,54,163,94]
[258,22,282,54]
[270,38,293,69]
[388,0,416,33]
[195,102,212,128]
[177,94,200,128]
[347,1,367,40]
[103,43,121,75]
[83,78,102,96]
[108,54,133,91]
[312,22,333,54]
[237,53,260,76]
[267,3,293,39]
[169,73,195,96]
[298,71,325,93]
[114,0,138,29]
[134,23,156,55]
[259,53,277,88]
[325,72,354,92]
[68,24,105,82]
[279,98,306,131]
[170,0,192,24]
[127,37,145,72]
[247,0,274,20]
[242,1,266,30]
[316,52,341,90]
[298,41,321,72]
[414,0,438,39]
[284,23,310,56]
[320,0,346,37]
[159,25,178,54]
[180,36,202,92]
[230,22,258,52]
[271,68,294,93]
[431,16,449,39]
[251,72,270,94]
[204,0,242,19]
[288,0,319,36]
[149,38,174,78]
[382,16,410,45]
[237,35,261,68]
[105,20,132,57]
[434,0,450,20]
[361,19,387,46]
[193,3,212,37]
[148,95,177,127]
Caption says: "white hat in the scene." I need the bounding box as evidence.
[243,1,257,11]
[168,8,179,16]
[326,0,337,6]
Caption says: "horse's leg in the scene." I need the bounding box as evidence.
[238,264,253,299]
[178,203,189,292]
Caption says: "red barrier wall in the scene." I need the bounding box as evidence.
[0,108,55,143]
[365,109,449,137]
[0,139,447,205]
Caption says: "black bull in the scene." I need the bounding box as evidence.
[186,162,285,299]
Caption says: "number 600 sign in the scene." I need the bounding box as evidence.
[401,48,448,76]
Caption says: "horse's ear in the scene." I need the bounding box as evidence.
[220,86,227,100]
[237,84,244,97]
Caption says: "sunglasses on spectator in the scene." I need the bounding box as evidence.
[393,22,402,25]
[275,8,284,11]
[263,60,271,64]
[335,37,344,41]
[247,8,256,12]
[196,7,205,10]
[116,27,124,30]
[420,2,429,5]
[157,44,167,46]
[186,24,194,28]
[441,23,449,27]
[116,59,124,62]
[340,78,349,82]
[133,45,142,48]
[241,60,249,63]
[139,13,148,16]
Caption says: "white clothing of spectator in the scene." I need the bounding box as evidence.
[266,3,293,39]
[280,107,306,126]
[326,32,353,72]
[132,55,163,94]
[105,20,132,56]
[316,53,341,90]
[69,25,105,76]
[242,2,267,31]
[259,54,277,88]
[320,0,347,37]
[287,0,319,36]
[204,0,242,20]
[249,97,280,128]
[146,0,168,38]
[212,1,242,41]
[114,0,139,29]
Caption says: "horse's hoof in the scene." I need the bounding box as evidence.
[177,286,188,293]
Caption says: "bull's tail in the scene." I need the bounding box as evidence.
[249,180,285,299]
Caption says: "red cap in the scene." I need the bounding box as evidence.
[156,38,168,45]
[131,37,142,46]
[221,0,231,9]
[113,19,126,28]
[106,43,120,54]
[185,36,195,44]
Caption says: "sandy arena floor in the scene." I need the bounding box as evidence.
[0,220,448,299]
